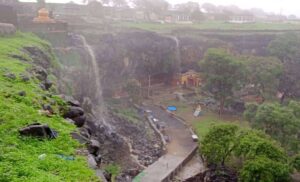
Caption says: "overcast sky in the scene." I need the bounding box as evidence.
[20,0,298,16]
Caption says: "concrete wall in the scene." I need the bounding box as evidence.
[0,23,16,36]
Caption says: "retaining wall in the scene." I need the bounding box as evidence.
[0,23,16,36]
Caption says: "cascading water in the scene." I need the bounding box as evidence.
[166,35,182,73]
[78,35,102,104]
[78,35,115,132]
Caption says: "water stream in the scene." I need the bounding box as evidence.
[78,35,103,105]
[166,35,182,73]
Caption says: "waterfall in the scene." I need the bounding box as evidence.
[166,35,182,73]
[78,35,103,105]
[77,35,116,133]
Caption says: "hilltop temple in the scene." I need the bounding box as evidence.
[33,7,55,23]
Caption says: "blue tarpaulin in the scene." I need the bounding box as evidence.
[167,106,177,111]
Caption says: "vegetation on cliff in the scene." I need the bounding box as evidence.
[0,33,98,181]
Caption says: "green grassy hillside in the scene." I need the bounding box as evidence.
[0,33,99,181]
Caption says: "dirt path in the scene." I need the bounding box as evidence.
[134,105,198,182]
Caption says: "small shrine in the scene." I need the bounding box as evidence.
[179,70,201,88]
[33,8,55,23]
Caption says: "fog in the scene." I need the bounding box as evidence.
[20,0,298,16]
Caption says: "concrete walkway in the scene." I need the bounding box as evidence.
[134,105,198,182]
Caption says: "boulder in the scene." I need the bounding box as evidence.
[71,132,89,144]
[18,91,26,97]
[62,95,81,107]
[4,73,16,80]
[33,66,48,81]
[43,79,53,90]
[19,74,30,82]
[88,154,98,169]
[42,104,54,114]
[19,123,57,139]
[64,106,84,118]
[72,115,86,127]
[87,139,101,155]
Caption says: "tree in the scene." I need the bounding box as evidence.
[201,48,245,115]
[292,154,300,171]
[243,56,283,101]
[87,1,104,17]
[244,102,300,154]
[133,0,169,20]
[123,79,141,103]
[240,156,290,182]
[201,124,291,182]
[175,2,204,22]
[201,124,238,166]
[268,33,300,103]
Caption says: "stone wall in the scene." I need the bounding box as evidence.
[0,23,16,36]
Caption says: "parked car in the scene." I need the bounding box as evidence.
[192,135,199,142]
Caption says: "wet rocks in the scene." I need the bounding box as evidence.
[19,73,30,82]
[18,91,26,97]
[19,123,57,139]
[62,95,81,107]
[88,139,101,155]
[3,72,16,80]
[64,106,84,118]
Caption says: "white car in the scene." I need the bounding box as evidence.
[192,135,199,142]
[153,118,159,122]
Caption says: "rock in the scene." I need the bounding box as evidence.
[95,154,102,165]
[4,73,16,80]
[42,104,54,114]
[64,106,84,118]
[62,95,80,107]
[87,139,101,155]
[72,115,86,128]
[33,66,48,81]
[126,168,140,177]
[40,83,46,90]
[82,97,93,114]
[44,79,53,90]
[19,74,30,82]
[19,123,57,139]
[87,154,98,169]
[71,132,89,144]
[80,126,91,139]
[18,91,26,97]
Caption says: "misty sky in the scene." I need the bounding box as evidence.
[20,0,298,16]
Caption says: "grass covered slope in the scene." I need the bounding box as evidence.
[0,33,98,181]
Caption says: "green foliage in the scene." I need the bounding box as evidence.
[201,125,291,182]
[123,79,141,103]
[244,102,300,154]
[105,164,121,182]
[0,33,98,181]
[243,103,258,123]
[235,131,287,163]
[200,48,245,114]
[242,56,283,100]
[201,124,238,165]
[268,32,300,62]
[240,156,290,182]
[268,32,300,102]
[292,154,300,171]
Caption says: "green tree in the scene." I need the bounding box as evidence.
[243,56,283,101]
[201,125,291,182]
[292,154,300,171]
[104,164,121,182]
[201,48,245,115]
[133,0,169,20]
[244,102,300,154]
[240,156,290,182]
[268,33,300,103]
[123,79,141,103]
[201,124,238,166]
